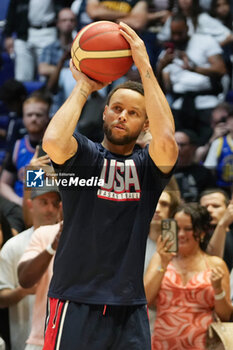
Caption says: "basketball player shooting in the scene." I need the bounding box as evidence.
[42,22,178,350]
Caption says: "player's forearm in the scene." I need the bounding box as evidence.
[18,251,53,288]
[0,287,28,308]
[139,64,178,170]
[141,65,175,133]
[43,81,91,162]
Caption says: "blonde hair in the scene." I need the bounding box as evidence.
[23,95,51,113]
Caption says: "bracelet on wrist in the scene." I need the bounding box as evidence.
[157,265,165,273]
[46,243,56,256]
[214,290,225,300]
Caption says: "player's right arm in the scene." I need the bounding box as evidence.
[42,61,108,165]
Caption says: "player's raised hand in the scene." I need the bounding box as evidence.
[69,59,110,93]
[119,22,150,71]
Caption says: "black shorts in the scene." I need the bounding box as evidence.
[43,298,151,350]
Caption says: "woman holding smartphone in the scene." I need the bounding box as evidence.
[144,202,232,350]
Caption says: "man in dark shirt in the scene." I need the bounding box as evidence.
[174,129,216,202]
[40,23,178,350]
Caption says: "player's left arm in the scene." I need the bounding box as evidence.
[119,22,178,174]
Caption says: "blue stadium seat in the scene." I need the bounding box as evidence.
[0,52,14,86]
[23,81,45,95]
[0,0,10,22]
[225,90,233,104]
[0,114,10,165]
[0,0,10,49]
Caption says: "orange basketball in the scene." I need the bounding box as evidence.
[71,21,133,82]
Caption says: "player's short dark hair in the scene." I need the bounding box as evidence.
[199,188,230,207]
[106,80,144,105]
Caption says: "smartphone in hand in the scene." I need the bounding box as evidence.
[37,143,47,157]
[161,219,178,253]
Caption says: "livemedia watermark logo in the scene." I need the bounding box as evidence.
[26,169,45,188]
[25,168,104,189]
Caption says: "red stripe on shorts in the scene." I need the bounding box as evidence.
[43,298,65,350]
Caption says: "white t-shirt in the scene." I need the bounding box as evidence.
[204,134,233,168]
[157,12,231,44]
[18,224,60,346]
[163,33,222,109]
[199,0,212,10]
[28,0,55,26]
[0,227,35,350]
[204,138,220,167]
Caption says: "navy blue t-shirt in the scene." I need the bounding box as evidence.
[48,132,172,305]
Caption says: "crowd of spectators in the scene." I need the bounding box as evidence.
[0,0,233,349]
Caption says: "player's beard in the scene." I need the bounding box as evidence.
[103,121,141,146]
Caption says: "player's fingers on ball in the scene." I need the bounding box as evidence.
[100,81,112,88]
[69,59,74,68]
[119,22,137,36]
[70,59,78,72]
[119,29,132,45]
[119,22,131,31]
